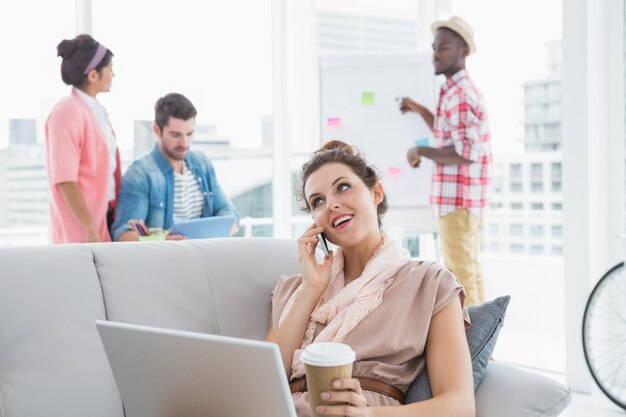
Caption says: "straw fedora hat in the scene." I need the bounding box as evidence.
[431,16,476,55]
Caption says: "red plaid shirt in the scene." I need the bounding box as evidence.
[431,69,492,218]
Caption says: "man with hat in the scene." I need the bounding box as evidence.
[399,16,492,306]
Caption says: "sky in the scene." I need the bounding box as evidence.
[449,0,563,156]
[0,0,562,157]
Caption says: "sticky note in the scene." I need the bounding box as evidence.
[387,166,402,179]
[327,117,341,130]
[415,138,430,147]
[361,91,376,105]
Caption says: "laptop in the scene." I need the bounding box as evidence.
[96,320,297,417]
[169,215,237,239]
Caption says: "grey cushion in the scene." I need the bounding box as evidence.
[405,295,510,403]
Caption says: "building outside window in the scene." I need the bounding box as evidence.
[510,223,524,237]
[551,245,563,256]
[530,224,544,237]
[530,244,544,254]
[510,243,524,253]
[551,162,562,192]
[510,163,523,192]
[530,162,543,192]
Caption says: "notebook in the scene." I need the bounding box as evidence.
[96,320,297,417]
[169,215,236,239]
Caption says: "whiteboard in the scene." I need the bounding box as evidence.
[319,53,438,233]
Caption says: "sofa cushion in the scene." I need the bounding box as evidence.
[91,240,221,334]
[475,362,572,417]
[0,245,123,417]
[92,238,298,339]
[405,295,510,402]
[181,237,298,339]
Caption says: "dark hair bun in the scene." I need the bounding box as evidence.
[56,39,77,59]
[320,139,355,154]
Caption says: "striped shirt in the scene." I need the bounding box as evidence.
[173,162,204,221]
[431,69,492,218]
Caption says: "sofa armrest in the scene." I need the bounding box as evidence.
[475,362,572,417]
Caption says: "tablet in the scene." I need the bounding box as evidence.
[96,320,297,417]
[170,215,236,239]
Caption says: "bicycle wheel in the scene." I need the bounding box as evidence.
[582,261,626,410]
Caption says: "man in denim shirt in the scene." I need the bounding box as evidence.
[111,93,238,241]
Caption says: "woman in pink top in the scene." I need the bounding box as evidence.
[267,141,475,417]
[45,34,121,243]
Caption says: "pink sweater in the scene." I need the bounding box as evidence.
[45,89,121,243]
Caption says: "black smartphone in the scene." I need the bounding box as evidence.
[318,233,329,256]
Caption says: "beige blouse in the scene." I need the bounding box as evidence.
[271,259,469,416]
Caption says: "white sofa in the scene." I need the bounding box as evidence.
[0,238,571,417]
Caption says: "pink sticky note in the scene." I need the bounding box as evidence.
[327,117,341,130]
[387,166,402,179]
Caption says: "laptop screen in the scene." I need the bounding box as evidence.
[96,320,297,417]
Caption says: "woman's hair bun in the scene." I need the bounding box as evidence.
[320,139,354,154]
[56,39,77,59]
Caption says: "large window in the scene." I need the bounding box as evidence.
[0,0,75,245]
[450,0,564,372]
[92,0,277,237]
[0,0,568,377]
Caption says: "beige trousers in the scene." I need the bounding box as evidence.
[438,208,484,306]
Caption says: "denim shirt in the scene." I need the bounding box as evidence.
[111,145,238,240]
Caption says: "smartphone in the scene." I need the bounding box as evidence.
[318,233,330,256]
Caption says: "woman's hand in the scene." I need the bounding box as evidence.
[297,223,333,294]
[85,227,101,243]
[315,378,371,417]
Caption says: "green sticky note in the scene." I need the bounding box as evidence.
[361,91,376,105]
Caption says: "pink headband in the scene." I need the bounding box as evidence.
[83,43,108,74]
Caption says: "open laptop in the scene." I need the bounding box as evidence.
[169,215,237,239]
[96,320,297,417]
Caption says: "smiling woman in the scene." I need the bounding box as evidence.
[266,140,476,417]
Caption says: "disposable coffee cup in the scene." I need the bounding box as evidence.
[300,342,356,417]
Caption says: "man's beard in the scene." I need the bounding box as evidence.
[164,146,188,161]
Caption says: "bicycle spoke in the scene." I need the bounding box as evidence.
[608,358,626,393]
[593,295,626,324]
[586,330,626,345]
[591,356,625,375]
[587,328,626,342]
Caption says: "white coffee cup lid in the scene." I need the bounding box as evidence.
[300,342,356,367]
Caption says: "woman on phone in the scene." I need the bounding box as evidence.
[45,34,121,243]
[267,140,475,417]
